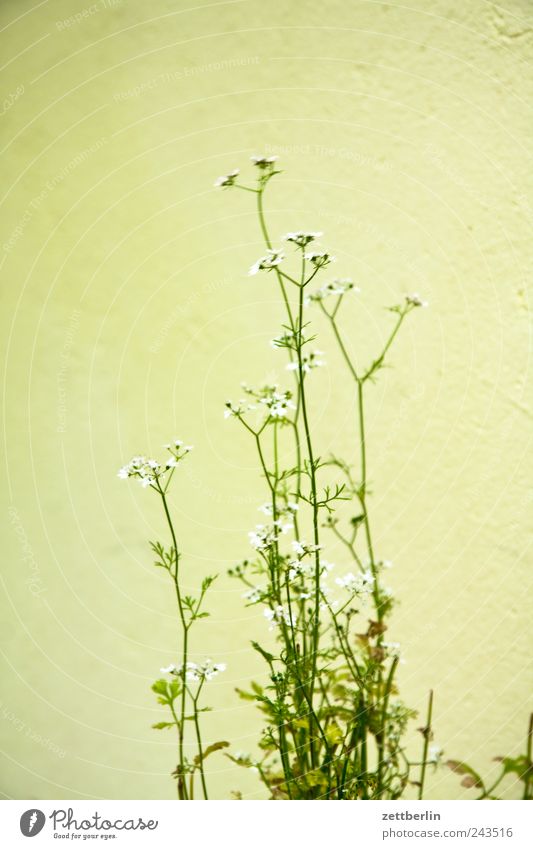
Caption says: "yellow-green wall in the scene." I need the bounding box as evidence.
[1,0,531,800]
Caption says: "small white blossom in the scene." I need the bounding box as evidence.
[382,641,402,658]
[160,664,178,674]
[249,249,285,276]
[428,745,444,765]
[304,250,335,268]
[263,605,291,630]
[335,569,375,595]
[307,278,359,303]
[214,168,239,188]
[118,441,192,488]
[248,524,278,551]
[242,586,263,604]
[283,231,322,248]
[405,293,428,308]
[251,155,278,168]
[286,350,325,373]
[291,540,323,557]
[273,519,294,535]
[224,399,256,419]
[175,659,226,681]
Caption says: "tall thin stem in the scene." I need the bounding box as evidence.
[159,489,190,800]
[418,689,434,800]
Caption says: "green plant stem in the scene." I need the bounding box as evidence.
[255,185,322,772]
[159,488,190,800]
[192,689,209,800]
[377,656,400,798]
[524,713,533,800]
[256,187,295,329]
[418,689,434,801]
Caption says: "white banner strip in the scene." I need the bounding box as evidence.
[1,799,531,848]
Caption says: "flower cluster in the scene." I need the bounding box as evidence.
[405,293,429,308]
[307,278,359,302]
[214,168,239,188]
[292,540,323,557]
[304,250,335,269]
[224,399,256,420]
[264,604,292,630]
[251,155,278,169]
[335,570,375,596]
[239,383,296,422]
[259,499,298,516]
[286,350,325,373]
[283,230,322,249]
[117,440,192,488]
[161,659,226,682]
[249,520,293,552]
[249,249,285,276]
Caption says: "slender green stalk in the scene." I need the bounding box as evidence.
[192,689,209,800]
[418,689,434,800]
[159,488,190,799]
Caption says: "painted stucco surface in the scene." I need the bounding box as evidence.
[1,0,531,800]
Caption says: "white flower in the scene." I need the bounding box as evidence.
[307,278,359,303]
[176,659,226,681]
[291,540,322,557]
[286,350,325,373]
[283,231,322,248]
[249,249,285,276]
[243,586,263,604]
[214,168,239,188]
[254,386,296,420]
[263,605,291,630]
[273,519,293,535]
[428,745,444,765]
[251,155,278,168]
[405,293,428,308]
[382,641,402,658]
[248,524,278,551]
[160,664,178,674]
[292,540,306,556]
[304,250,335,268]
[118,441,192,487]
[224,399,256,419]
[335,569,375,595]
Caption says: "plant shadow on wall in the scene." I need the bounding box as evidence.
[118,159,532,801]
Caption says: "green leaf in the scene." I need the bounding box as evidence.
[235,687,257,702]
[168,679,181,700]
[252,641,275,665]
[151,679,169,697]
[194,741,230,765]
[494,755,531,779]
[446,760,483,789]
[325,723,344,746]
[152,721,176,730]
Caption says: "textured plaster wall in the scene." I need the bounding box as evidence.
[0,0,531,800]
